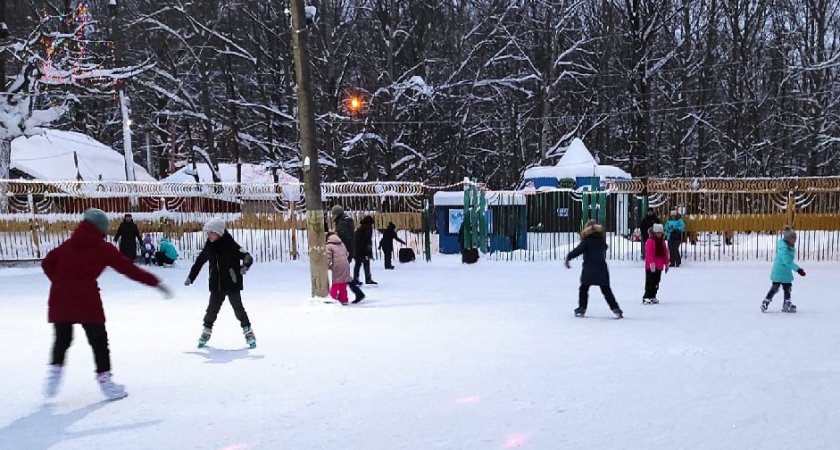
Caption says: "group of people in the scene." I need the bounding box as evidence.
[565,211,806,318]
[325,205,407,305]
[113,213,179,266]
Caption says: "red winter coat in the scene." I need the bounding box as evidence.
[42,221,160,324]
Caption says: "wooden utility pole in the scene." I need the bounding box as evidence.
[289,0,329,298]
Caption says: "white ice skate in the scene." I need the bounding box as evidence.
[97,372,128,401]
[44,365,63,398]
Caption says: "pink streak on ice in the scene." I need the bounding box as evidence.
[504,434,528,448]
[456,395,481,404]
[219,445,248,450]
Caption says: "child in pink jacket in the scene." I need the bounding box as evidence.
[643,223,670,304]
[326,233,365,304]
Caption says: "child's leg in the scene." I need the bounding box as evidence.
[644,270,657,298]
[51,323,74,366]
[348,281,364,301]
[651,270,662,297]
[330,283,340,300]
[578,284,591,311]
[600,285,621,311]
[782,283,793,301]
[227,291,252,328]
[203,292,226,328]
[765,282,782,300]
[81,324,110,374]
[338,283,349,303]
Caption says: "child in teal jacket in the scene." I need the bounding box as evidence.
[155,236,179,266]
[762,227,806,313]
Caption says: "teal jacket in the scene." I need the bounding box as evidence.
[664,218,685,241]
[771,238,799,283]
[159,237,179,261]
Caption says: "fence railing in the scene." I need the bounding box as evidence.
[2,177,839,263]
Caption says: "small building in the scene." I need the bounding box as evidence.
[433,191,527,254]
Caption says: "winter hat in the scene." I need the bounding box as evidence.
[361,215,375,226]
[783,226,797,241]
[83,208,110,235]
[203,218,226,235]
[330,205,344,218]
[652,223,665,234]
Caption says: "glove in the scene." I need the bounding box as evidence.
[797,268,806,277]
[184,277,192,286]
[241,265,249,275]
[649,263,656,271]
[156,283,174,299]
[564,260,571,269]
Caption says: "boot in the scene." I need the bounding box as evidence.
[352,292,366,304]
[782,300,797,313]
[44,365,63,398]
[97,372,128,401]
[612,308,624,319]
[761,299,771,313]
[574,307,586,318]
[243,326,256,349]
[365,279,378,285]
[198,326,212,348]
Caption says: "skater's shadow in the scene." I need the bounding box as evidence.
[0,403,161,450]
[184,347,265,364]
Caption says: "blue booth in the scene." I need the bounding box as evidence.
[433,191,528,254]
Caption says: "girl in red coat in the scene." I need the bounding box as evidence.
[643,223,670,304]
[42,208,172,400]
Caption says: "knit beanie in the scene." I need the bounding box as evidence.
[331,205,344,218]
[652,223,665,234]
[83,208,110,235]
[203,218,226,235]
[783,226,796,241]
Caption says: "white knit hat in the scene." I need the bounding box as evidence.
[203,218,226,235]
[652,223,665,234]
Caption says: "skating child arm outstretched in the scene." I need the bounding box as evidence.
[185,246,210,285]
[105,245,173,298]
[238,247,254,274]
[564,240,588,268]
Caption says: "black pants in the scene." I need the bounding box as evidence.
[203,291,251,328]
[641,238,648,258]
[579,284,621,311]
[644,270,663,299]
[353,257,372,282]
[383,249,394,268]
[668,240,682,266]
[766,282,792,301]
[51,323,110,373]
[348,280,364,299]
[155,252,175,266]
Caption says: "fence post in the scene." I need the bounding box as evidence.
[423,198,432,262]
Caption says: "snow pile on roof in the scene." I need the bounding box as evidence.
[11,129,155,181]
[523,138,631,180]
[162,163,298,185]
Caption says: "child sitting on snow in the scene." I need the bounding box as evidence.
[155,235,178,266]
[762,226,806,313]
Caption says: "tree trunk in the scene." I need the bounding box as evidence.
[0,139,10,213]
[290,0,329,298]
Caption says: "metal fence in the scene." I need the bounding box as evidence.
[2,177,839,263]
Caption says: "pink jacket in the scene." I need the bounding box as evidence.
[644,237,670,271]
[326,234,352,283]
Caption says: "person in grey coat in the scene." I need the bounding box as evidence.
[565,220,623,319]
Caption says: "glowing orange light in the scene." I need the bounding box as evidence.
[348,97,362,111]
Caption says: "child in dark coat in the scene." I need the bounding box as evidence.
[42,208,172,401]
[185,218,256,348]
[353,215,377,285]
[378,222,406,269]
[564,220,623,319]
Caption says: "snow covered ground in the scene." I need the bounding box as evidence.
[1,257,839,450]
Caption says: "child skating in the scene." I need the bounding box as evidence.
[643,223,670,304]
[762,226,806,313]
[185,218,256,348]
[378,222,406,270]
[564,220,623,319]
[326,232,365,304]
[42,208,172,401]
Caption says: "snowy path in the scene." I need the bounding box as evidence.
[1,258,838,450]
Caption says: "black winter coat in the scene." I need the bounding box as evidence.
[188,232,254,292]
[114,221,142,259]
[378,224,405,251]
[640,215,661,240]
[354,224,374,259]
[335,214,355,258]
[566,224,611,286]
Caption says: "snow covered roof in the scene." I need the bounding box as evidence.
[162,163,298,185]
[433,191,526,206]
[10,130,156,182]
[523,138,631,180]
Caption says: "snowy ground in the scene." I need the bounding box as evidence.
[1,257,839,450]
